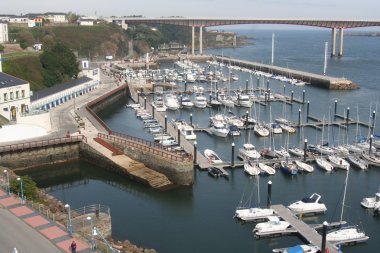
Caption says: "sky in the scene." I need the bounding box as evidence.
[2,0,380,19]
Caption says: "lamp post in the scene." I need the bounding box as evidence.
[17,177,24,204]
[3,169,10,195]
[87,216,95,252]
[65,204,73,238]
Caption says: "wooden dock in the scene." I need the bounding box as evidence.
[271,204,339,253]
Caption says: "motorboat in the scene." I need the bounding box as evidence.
[280,160,298,175]
[253,216,291,233]
[272,244,319,253]
[254,124,270,137]
[244,160,261,176]
[225,114,244,129]
[180,125,196,140]
[151,96,167,112]
[235,207,274,222]
[218,93,234,108]
[210,122,229,137]
[265,123,283,134]
[327,226,368,244]
[288,147,304,157]
[238,143,261,160]
[279,124,296,133]
[315,157,333,172]
[361,192,380,208]
[347,155,368,170]
[258,163,276,175]
[260,148,279,159]
[228,125,241,136]
[180,95,194,108]
[236,94,252,107]
[164,93,179,110]
[328,155,350,170]
[288,193,327,214]
[294,160,314,172]
[240,115,256,127]
[204,149,223,164]
[193,93,207,108]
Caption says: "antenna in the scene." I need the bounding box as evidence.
[323,42,328,75]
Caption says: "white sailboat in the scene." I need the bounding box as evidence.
[328,155,350,170]
[258,163,276,175]
[326,167,369,244]
[244,160,261,176]
[294,160,314,173]
[315,117,334,172]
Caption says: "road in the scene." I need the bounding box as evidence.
[0,209,62,253]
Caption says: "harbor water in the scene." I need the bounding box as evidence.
[25,29,380,253]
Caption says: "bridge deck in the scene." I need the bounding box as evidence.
[271,204,339,253]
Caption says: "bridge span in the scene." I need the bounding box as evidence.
[107,17,380,56]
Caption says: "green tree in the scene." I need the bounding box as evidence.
[67,12,80,24]
[10,175,39,201]
[41,34,56,51]
[0,44,4,52]
[17,30,35,49]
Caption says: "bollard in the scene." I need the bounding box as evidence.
[245,111,249,128]
[193,141,197,165]
[306,101,310,121]
[231,143,235,167]
[266,79,270,91]
[283,84,286,96]
[369,135,373,156]
[257,77,260,89]
[190,113,193,126]
[302,90,305,104]
[177,128,181,146]
[298,109,302,126]
[304,139,308,162]
[164,115,167,132]
[267,181,272,208]
[144,97,147,109]
[291,90,294,104]
[321,221,328,253]
[346,107,350,124]
[246,80,249,92]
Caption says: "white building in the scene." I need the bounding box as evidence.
[0,23,8,43]
[79,19,94,26]
[45,12,67,23]
[0,72,31,121]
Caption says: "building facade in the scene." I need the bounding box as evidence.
[0,72,31,121]
[0,23,8,43]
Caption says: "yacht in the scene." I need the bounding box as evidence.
[193,93,207,108]
[294,160,314,173]
[180,125,196,140]
[328,155,350,170]
[327,226,368,244]
[315,157,333,172]
[347,155,368,170]
[210,122,229,137]
[151,96,167,112]
[204,149,223,164]
[288,193,327,214]
[236,94,252,107]
[265,123,283,134]
[254,124,270,137]
[164,93,179,110]
[238,143,261,160]
[253,216,291,234]
[288,147,304,157]
[314,145,335,155]
[244,160,261,176]
[235,207,274,222]
[272,245,319,253]
[258,163,276,175]
[180,95,194,108]
[279,124,296,133]
[275,147,290,158]
[361,192,380,208]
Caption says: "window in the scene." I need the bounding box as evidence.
[3,93,7,101]
[10,92,14,100]
[21,90,25,98]
[16,91,19,99]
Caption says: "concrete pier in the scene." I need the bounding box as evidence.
[199,26,203,55]
[192,26,195,55]
[215,56,358,90]
[339,28,344,57]
[331,28,337,56]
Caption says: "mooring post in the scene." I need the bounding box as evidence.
[231,142,235,167]
[164,115,167,132]
[304,139,308,162]
[180,95,183,108]
[369,135,373,156]
[283,84,286,96]
[372,110,376,135]
[144,97,147,109]
[302,90,305,104]
[216,90,219,100]
[193,141,197,165]
[321,221,328,253]
[346,107,350,124]
[266,79,270,91]
[298,109,302,126]
[264,92,267,103]
[257,77,260,89]
[177,128,181,146]
[268,88,271,103]
[137,91,140,104]
[190,113,193,126]
[246,80,249,92]
[291,90,294,104]
[306,101,310,122]
[209,94,212,104]
[334,100,338,117]
[267,181,272,208]
[152,106,155,118]
[184,82,188,93]
[245,111,249,128]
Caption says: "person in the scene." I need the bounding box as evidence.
[71,240,77,253]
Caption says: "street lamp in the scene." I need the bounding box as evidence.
[17,177,24,204]
[87,216,95,252]
[65,204,73,238]
[3,169,10,195]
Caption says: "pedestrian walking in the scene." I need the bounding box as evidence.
[71,240,77,253]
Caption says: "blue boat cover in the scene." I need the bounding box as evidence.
[286,245,304,253]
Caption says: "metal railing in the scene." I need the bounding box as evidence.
[98,132,192,162]
[0,135,87,153]
[73,204,111,217]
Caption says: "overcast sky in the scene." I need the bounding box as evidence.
[3,0,380,19]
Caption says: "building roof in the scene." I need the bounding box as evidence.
[30,76,93,102]
[0,72,28,88]
[44,12,67,16]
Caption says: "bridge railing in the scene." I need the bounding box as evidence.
[0,135,87,153]
[98,132,192,162]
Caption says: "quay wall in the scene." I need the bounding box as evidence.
[0,143,81,170]
[88,83,128,114]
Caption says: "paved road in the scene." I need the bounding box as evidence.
[0,208,62,253]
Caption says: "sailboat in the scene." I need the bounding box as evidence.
[234,177,274,221]
[326,167,369,244]
[315,117,334,172]
[244,160,261,176]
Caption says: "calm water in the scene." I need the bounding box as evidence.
[27,29,380,253]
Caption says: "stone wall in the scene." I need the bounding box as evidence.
[89,85,128,113]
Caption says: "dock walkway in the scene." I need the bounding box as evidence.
[271,205,339,253]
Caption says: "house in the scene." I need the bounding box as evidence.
[79,19,94,26]
[0,23,8,43]
[44,12,67,23]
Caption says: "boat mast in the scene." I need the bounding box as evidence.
[340,167,350,223]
